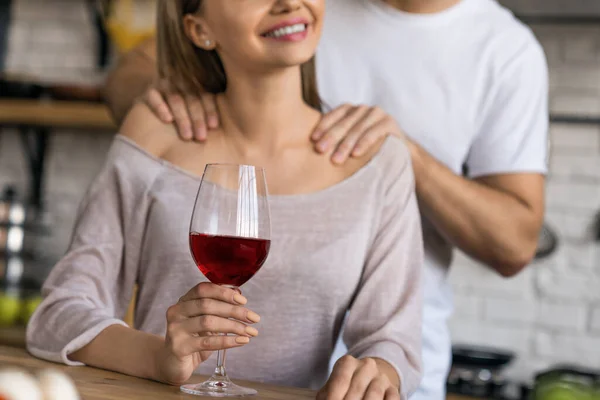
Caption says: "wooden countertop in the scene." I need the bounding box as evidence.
[0,345,315,400]
[0,346,475,400]
[0,326,26,348]
[0,99,116,130]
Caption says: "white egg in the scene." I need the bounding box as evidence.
[37,369,80,400]
[0,368,43,400]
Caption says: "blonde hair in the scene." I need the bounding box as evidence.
[156,0,322,110]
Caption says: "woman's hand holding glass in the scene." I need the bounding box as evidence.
[155,282,260,386]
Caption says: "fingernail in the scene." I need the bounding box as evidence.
[233,293,248,305]
[312,131,322,140]
[196,128,206,140]
[352,147,363,157]
[208,116,218,129]
[317,140,329,153]
[245,326,259,337]
[332,152,344,164]
[247,311,261,323]
[236,336,250,344]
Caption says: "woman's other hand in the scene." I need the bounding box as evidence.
[311,105,408,165]
[317,356,401,400]
[140,80,220,142]
[155,282,260,385]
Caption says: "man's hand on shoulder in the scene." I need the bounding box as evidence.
[139,80,220,142]
[311,104,409,165]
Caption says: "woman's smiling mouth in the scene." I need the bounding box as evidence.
[261,19,310,42]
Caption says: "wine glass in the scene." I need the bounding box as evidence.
[181,164,271,397]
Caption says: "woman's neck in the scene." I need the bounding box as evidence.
[217,67,316,154]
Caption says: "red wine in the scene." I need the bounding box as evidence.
[189,232,270,287]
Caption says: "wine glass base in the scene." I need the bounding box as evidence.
[180,377,257,397]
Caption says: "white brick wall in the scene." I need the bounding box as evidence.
[4,0,104,85]
[451,23,600,382]
[1,0,599,387]
[590,307,600,333]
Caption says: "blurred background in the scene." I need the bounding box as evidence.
[0,0,599,398]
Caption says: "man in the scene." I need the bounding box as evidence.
[103,0,548,398]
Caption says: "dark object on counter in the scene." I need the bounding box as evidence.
[535,224,559,260]
[448,345,516,399]
[532,366,600,400]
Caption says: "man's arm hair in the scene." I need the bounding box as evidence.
[103,38,158,124]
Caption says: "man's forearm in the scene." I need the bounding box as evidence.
[70,324,163,381]
[103,40,157,124]
[408,141,543,277]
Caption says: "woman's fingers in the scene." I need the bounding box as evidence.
[179,282,247,305]
[177,297,261,324]
[181,315,259,338]
[343,358,379,400]
[166,329,250,359]
[190,333,251,352]
[318,356,358,400]
[318,357,398,400]
[167,283,251,323]
[195,334,251,350]
[364,378,399,400]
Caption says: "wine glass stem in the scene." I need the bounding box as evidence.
[215,347,228,378]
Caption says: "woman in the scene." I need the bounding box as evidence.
[26,0,423,398]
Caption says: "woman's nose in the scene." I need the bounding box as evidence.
[272,0,303,13]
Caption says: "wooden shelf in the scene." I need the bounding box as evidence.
[551,115,600,125]
[0,99,116,131]
[517,15,600,24]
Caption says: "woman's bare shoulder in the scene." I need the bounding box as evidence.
[119,102,180,158]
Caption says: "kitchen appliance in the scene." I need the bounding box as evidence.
[447,345,524,399]
[535,224,559,260]
[532,366,600,400]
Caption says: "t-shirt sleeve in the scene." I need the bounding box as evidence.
[26,137,160,365]
[343,140,424,399]
[466,32,549,178]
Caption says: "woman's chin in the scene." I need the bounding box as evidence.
[265,53,317,68]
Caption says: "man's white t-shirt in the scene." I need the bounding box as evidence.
[316,0,548,399]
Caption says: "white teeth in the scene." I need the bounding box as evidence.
[265,23,307,38]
